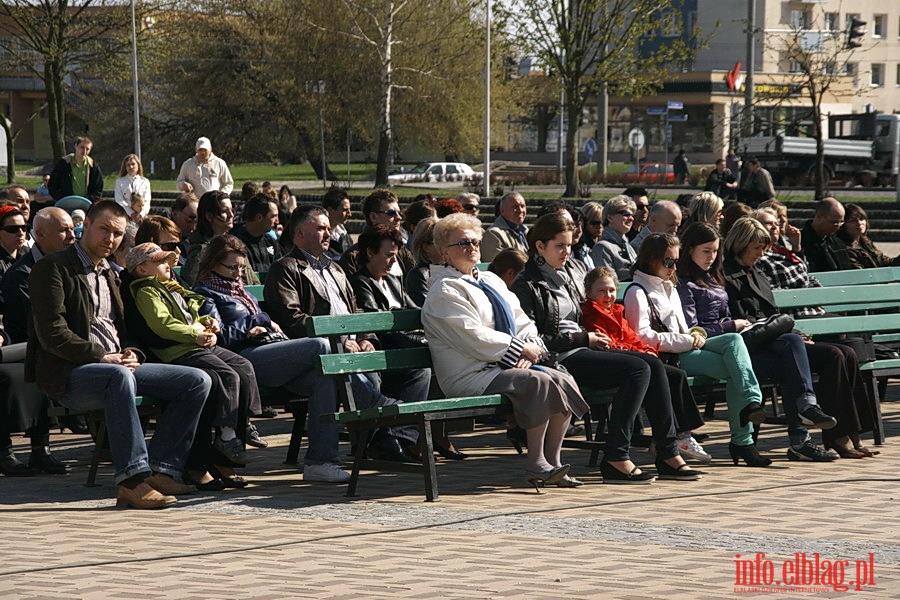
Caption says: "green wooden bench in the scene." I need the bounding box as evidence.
[308,309,510,502]
[772,282,900,314]
[811,266,900,287]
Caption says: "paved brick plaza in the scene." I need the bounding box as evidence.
[2,385,899,599]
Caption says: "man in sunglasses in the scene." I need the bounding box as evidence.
[338,189,415,277]
[801,197,852,272]
[623,187,650,242]
[481,192,528,262]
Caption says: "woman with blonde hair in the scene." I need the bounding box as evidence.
[422,212,589,489]
[590,195,637,281]
[681,191,724,233]
[115,154,152,218]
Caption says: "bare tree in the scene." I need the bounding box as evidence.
[0,101,47,183]
[500,0,698,197]
[768,8,869,199]
[0,1,147,161]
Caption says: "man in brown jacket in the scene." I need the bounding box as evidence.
[26,201,210,508]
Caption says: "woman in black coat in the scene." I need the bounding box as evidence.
[723,217,877,459]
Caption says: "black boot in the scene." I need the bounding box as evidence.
[28,446,70,474]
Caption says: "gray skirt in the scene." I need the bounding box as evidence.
[484,366,588,430]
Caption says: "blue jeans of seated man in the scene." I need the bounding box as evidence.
[240,337,415,464]
[57,362,211,484]
[241,337,341,465]
[749,332,817,446]
[678,333,760,447]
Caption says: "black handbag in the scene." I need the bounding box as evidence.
[627,283,681,367]
[246,331,289,346]
[740,313,795,352]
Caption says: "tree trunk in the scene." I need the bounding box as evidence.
[564,96,581,198]
[0,115,13,184]
[374,1,394,188]
[812,104,826,200]
[45,60,66,162]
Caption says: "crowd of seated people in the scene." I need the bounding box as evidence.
[0,175,889,503]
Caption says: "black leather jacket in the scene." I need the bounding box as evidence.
[510,259,589,353]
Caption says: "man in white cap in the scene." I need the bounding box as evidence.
[176,137,234,197]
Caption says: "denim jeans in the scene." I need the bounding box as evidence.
[58,362,211,484]
[749,332,817,446]
[679,333,760,447]
[241,337,342,465]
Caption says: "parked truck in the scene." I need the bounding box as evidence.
[738,113,900,187]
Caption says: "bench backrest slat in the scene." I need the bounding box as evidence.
[773,283,900,309]
[811,267,900,287]
[317,347,433,375]
[794,312,900,337]
[307,309,423,337]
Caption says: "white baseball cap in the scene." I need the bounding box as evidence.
[195,137,212,151]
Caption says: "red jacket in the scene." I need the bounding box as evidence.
[581,300,657,355]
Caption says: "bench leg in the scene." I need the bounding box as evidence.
[346,427,367,498]
[418,416,439,502]
[87,417,106,488]
[284,401,309,465]
[863,373,885,446]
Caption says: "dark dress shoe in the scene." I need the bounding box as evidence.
[1,453,35,477]
[366,433,410,462]
[29,449,70,474]
[259,406,278,419]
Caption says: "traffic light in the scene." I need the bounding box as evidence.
[846,17,866,49]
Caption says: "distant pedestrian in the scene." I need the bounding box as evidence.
[176,137,234,197]
[740,158,776,207]
[673,150,691,185]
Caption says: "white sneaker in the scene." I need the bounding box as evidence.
[676,436,712,463]
[303,463,351,483]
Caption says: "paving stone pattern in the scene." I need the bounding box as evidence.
[2,386,900,598]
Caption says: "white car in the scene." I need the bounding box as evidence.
[387,162,479,184]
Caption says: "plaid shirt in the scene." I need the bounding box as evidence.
[755,249,825,318]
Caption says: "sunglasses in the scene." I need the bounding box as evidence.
[461,204,479,212]
[159,242,180,252]
[220,263,246,273]
[617,211,635,218]
[635,204,649,211]
[375,209,402,218]
[447,238,480,249]
[662,257,677,269]
[0,224,27,233]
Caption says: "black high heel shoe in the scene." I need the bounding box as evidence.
[739,402,766,427]
[506,427,527,455]
[728,443,773,467]
[525,464,570,493]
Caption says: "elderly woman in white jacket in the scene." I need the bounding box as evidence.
[422,213,589,490]
[622,232,771,467]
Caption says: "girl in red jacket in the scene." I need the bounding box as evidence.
[581,267,709,462]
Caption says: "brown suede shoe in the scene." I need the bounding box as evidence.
[145,473,197,495]
[116,482,176,509]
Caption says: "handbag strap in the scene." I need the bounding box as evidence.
[626,283,670,334]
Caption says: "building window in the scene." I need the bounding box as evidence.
[824,13,839,31]
[660,11,681,37]
[896,63,900,86]
[871,63,884,87]
[790,9,810,30]
[873,15,886,38]
[822,61,836,76]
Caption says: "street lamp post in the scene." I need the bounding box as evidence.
[483,0,491,198]
[130,0,141,159]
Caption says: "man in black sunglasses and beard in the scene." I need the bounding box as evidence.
[338,188,415,277]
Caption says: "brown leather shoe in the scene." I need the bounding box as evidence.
[116,482,176,509]
[145,472,197,495]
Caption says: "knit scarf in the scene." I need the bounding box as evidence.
[200,271,259,315]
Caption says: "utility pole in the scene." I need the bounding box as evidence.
[483,0,491,198]
[743,0,755,137]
